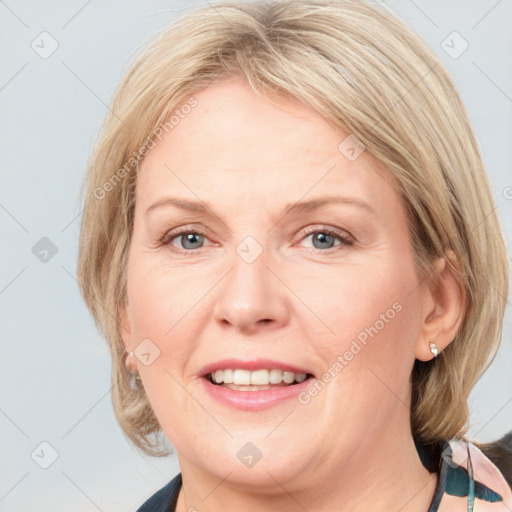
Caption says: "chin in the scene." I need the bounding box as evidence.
[181,434,313,491]
[207,460,307,493]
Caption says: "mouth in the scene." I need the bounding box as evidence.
[198,359,316,409]
[204,368,315,391]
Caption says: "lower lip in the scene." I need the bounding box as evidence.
[200,376,314,410]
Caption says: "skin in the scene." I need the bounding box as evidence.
[120,76,464,512]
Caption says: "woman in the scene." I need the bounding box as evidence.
[77,0,511,510]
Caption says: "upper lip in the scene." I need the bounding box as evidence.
[198,359,314,377]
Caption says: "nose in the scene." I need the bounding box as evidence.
[212,242,291,336]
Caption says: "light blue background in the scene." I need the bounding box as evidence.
[1,1,511,510]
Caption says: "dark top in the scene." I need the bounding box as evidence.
[136,472,182,512]
[135,438,505,511]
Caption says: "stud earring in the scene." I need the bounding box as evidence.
[429,342,439,358]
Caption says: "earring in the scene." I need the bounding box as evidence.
[126,351,142,383]
[126,351,137,371]
[429,342,439,358]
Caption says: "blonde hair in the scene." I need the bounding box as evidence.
[77,0,509,456]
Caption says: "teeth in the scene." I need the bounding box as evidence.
[251,369,269,385]
[223,369,234,384]
[233,369,251,385]
[269,369,283,384]
[210,369,308,386]
[283,371,294,384]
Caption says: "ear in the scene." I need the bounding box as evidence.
[415,252,466,361]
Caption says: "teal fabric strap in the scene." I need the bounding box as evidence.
[466,442,475,512]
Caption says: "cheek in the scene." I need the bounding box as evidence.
[125,264,202,432]
[124,260,203,411]
[126,258,198,339]
[308,256,421,392]
[313,261,417,341]
[310,280,420,438]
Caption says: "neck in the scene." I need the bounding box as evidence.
[175,433,437,512]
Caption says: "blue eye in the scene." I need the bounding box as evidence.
[299,227,353,252]
[175,232,205,250]
[160,229,208,253]
[307,232,339,250]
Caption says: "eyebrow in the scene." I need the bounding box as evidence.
[146,195,376,217]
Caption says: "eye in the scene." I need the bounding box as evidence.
[159,227,210,254]
[297,226,354,253]
[159,225,354,255]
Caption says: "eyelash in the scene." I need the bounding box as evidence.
[158,225,354,256]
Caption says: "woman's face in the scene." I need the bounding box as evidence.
[121,77,432,489]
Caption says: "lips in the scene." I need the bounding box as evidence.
[200,369,315,410]
[197,358,316,409]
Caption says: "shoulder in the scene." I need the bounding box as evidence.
[136,473,182,512]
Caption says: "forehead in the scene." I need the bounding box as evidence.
[136,77,400,213]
